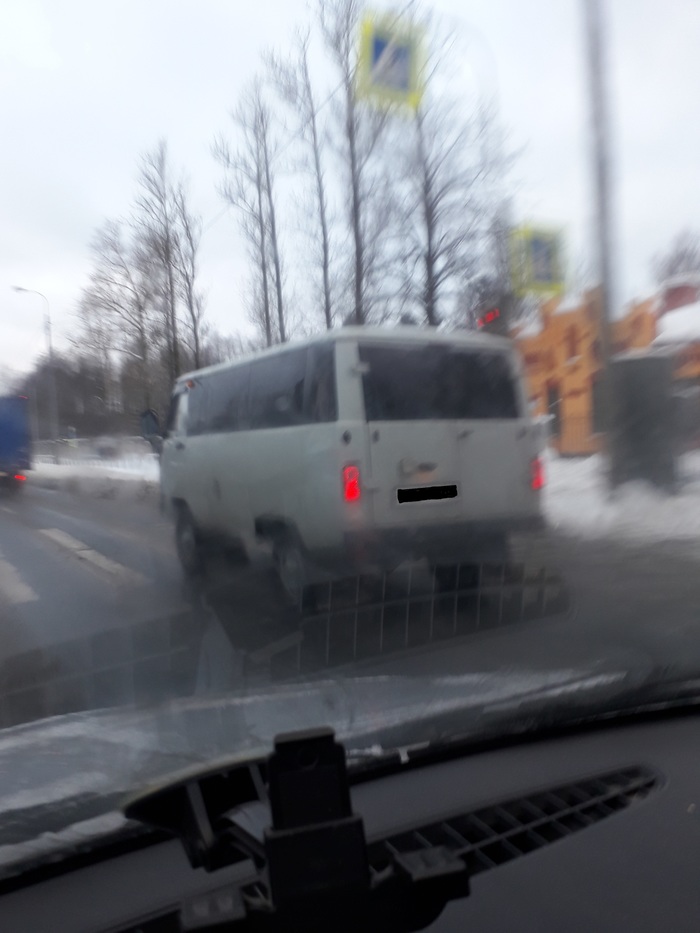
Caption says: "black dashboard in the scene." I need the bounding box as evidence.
[2,710,700,932]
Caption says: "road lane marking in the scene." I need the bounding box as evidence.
[0,556,39,604]
[39,528,147,585]
[1,506,14,513]
[32,503,175,560]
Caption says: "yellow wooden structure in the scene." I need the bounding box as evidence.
[514,289,658,455]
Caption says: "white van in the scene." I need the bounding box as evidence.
[152,327,544,599]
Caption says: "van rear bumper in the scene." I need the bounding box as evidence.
[331,515,546,571]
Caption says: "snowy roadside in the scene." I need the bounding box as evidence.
[26,448,700,547]
[28,457,159,501]
[543,449,700,545]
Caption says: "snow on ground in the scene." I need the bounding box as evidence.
[28,446,700,547]
[653,301,700,345]
[29,456,159,500]
[543,449,700,544]
[33,455,159,482]
[553,293,585,315]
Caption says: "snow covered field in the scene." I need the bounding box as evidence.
[28,448,700,546]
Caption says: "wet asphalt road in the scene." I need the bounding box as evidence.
[1,479,700,727]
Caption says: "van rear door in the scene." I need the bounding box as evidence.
[358,342,536,528]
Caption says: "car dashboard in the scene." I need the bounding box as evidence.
[2,710,700,932]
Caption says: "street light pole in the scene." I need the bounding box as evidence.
[12,286,61,464]
[583,0,616,485]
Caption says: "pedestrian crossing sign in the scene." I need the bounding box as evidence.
[509,226,564,297]
[357,13,425,110]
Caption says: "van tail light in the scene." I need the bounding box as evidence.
[343,465,361,502]
[13,474,26,482]
[531,456,545,491]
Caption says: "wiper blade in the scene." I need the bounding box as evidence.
[395,666,700,772]
[347,740,431,768]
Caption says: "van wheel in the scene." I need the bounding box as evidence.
[274,538,309,609]
[175,506,204,578]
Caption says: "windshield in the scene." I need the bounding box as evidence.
[2,0,700,874]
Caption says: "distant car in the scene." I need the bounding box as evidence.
[0,395,31,491]
[147,327,544,600]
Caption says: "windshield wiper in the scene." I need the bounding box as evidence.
[124,728,470,933]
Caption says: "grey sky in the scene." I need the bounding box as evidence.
[1,0,699,377]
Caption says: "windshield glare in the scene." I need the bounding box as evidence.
[2,0,700,872]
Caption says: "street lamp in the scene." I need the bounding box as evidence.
[11,286,61,464]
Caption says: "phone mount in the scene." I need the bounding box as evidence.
[124,728,470,932]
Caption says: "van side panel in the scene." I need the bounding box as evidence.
[293,341,371,559]
[245,341,370,560]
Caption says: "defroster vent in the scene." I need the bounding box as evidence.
[368,766,659,877]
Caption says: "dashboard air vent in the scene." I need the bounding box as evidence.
[368,766,659,877]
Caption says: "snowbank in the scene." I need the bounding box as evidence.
[29,459,159,501]
[543,449,700,543]
[654,301,700,345]
[553,293,585,315]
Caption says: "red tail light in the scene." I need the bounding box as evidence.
[13,474,26,482]
[343,465,361,502]
[531,456,545,491]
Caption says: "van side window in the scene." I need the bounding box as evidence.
[306,344,337,423]
[206,365,250,433]
[165,391,188,436]
[164,394,180,437]
[248,349,308,429]
[186,381,209,436]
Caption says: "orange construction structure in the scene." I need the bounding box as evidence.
[513,279,700,456]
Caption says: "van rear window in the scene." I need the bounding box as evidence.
[359,344,520,421]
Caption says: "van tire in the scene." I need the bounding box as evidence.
[175,505,204,578]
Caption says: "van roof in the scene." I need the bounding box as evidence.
[177,325,513,385]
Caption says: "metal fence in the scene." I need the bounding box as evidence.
[0,610,200,730]
[256,563,571,681]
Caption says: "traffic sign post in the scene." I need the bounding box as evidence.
[357,13,425,110]
[509,226,565,297]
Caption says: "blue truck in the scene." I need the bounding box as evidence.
[0,396,31,491]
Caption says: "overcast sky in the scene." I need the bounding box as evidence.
[1,0,699,379]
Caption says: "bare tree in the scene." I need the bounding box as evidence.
[268,30,334,330]
[133,140,181,381]
[216,81,288,345]
[319,0,389,325]
[77,141,209,416]
[199,327,262,367]
[258,104,287,344]
[77,220,159,408]
[173,181,206,369]
[395,69,510,325]
[653,229,700,283]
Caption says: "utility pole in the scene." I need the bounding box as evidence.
[12,287,61,464]
[583,0,616,481]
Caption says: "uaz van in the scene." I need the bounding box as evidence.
[147,327,544,601]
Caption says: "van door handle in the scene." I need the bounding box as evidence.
[175,441,186,450]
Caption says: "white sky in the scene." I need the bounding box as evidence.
[1,0,699,378]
